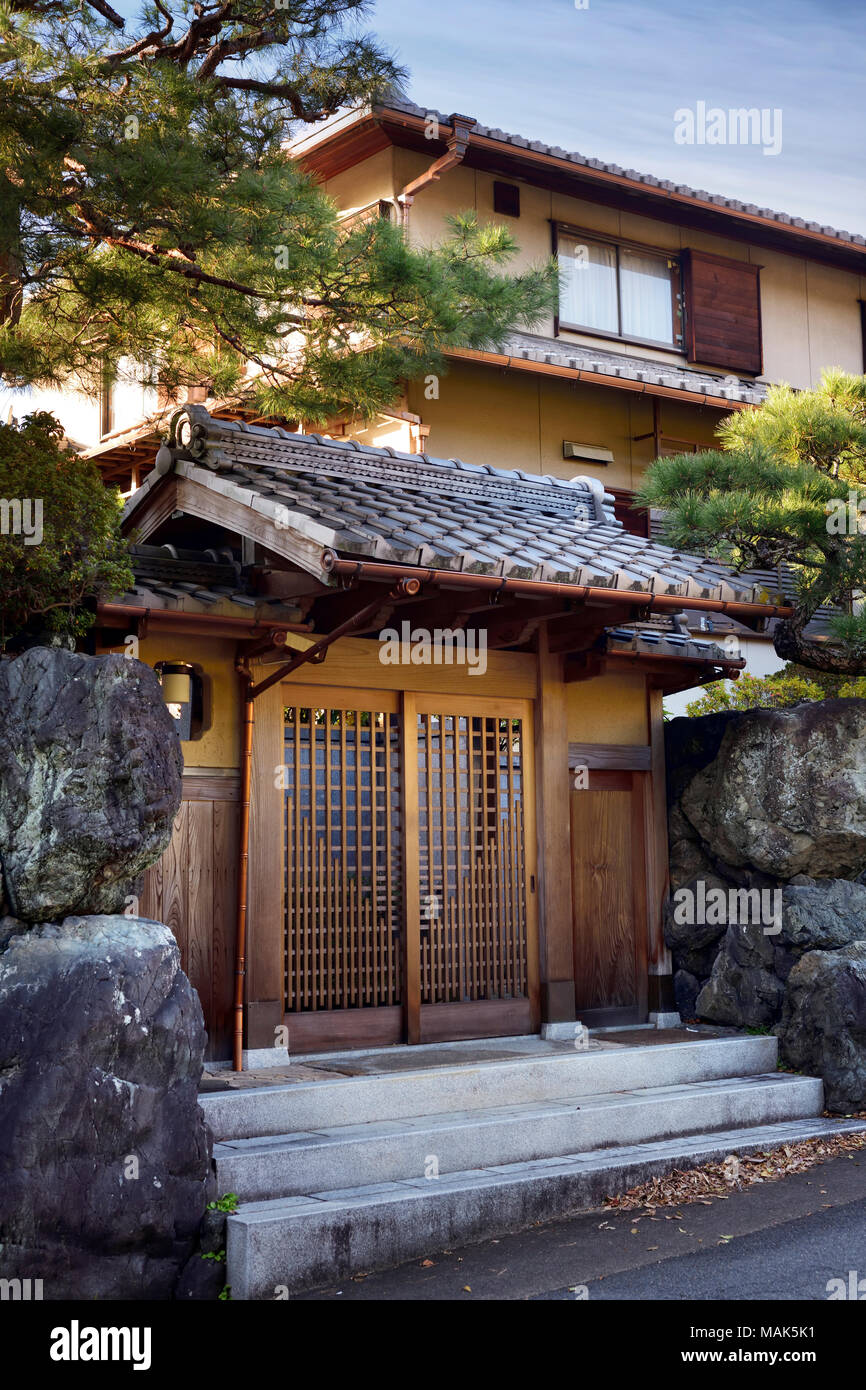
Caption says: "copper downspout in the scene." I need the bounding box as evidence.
[233,669,255,1071]
[397,113,475,233]
[320,554,794,623]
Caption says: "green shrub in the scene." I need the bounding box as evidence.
[0,412,132,650]
[685,672,827,716]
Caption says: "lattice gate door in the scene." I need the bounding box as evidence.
[414,700,536,1015]
[283,686,538,1051]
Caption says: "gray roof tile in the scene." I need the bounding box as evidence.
[127,406,776,605]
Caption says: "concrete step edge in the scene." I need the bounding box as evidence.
[225,1116,866,1299]
[202,1035,779,1140]
[212,1072,821,1159]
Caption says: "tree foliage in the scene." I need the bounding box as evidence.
[638,370,866,674]
[685,669,866,716]
[0,0,557,419]
[0,411,132,649]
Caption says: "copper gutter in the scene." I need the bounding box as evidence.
[444,346,753,412]
[321,554,794,622]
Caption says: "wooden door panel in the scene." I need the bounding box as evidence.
[570,770,647,1021]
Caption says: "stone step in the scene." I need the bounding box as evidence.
[226,1114,866,1300]
[201,1033,779,1141]
[213,1072,821,1201]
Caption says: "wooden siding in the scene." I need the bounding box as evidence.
[139,772,239,1061]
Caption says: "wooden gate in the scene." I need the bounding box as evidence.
[282,686,537,1051]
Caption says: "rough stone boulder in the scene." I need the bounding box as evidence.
[695,877,866,1028]
[778,941,866,1113]
[0,915,211,1299]
[0,647,182,919]
[674,700,866,880]
[663,871,731,979]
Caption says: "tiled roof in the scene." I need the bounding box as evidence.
[606,625,735,666]
[125,406,771,605]
[119,543,303,623]
[464,331,767,404]
[376,98,866,249]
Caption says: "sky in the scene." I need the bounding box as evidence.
[366,0,865,235]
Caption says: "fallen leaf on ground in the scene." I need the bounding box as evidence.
[602,1129,866,1212]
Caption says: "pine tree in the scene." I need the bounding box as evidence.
[0,0,557,419]
[637,370,866,675]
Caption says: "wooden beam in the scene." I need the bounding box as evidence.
[645,686,673,1010]
[246,675,286,1051]
[569,741,652,772]
[533,627,575,1023]
[400,690,421,1044]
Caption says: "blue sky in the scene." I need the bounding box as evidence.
[367,0,865,234]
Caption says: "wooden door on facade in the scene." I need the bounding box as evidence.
[282,685,539,1052]
[570,769,648,1026]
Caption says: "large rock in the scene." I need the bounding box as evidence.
[695,878,866,1028]
[778,942,866,1112]
[0,648,182,919]
[0,914,211,1298]
[675,700,866,880]
[664,871,731,978]
[696,920,786,1028]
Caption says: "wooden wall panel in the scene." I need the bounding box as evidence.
[570,768,648,1024]
[571,783,635,1012]
[140,777,239,1061]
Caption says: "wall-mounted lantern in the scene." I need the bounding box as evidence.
[155,661,205,741]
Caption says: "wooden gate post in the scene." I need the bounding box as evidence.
[246,675,286,1050]
[534,629,576,1026]
[645,685,677,1022]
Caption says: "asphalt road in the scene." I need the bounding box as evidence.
[297,1150,866,1301]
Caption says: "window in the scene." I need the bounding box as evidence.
[557,229,683,348]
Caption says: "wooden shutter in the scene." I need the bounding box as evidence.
[682,249,762,374]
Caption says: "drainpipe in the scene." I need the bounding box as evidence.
[397,113,475,235]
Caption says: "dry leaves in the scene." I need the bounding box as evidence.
[603,1130,866,1213]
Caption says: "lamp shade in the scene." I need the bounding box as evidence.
[161,671,192,704]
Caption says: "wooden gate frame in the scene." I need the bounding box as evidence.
[253,682,540,1053]
[402,691,540,1046]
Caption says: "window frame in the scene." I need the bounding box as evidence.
[552,222,684,352]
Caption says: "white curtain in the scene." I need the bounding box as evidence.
[620,249,674,343]
[559,236,618,333]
